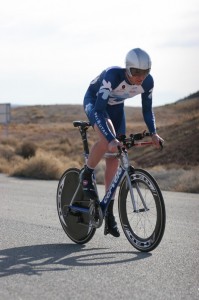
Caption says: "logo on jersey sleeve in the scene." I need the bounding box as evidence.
[85,103,93,116]
[148,88,153,99]
[99,79,112,100]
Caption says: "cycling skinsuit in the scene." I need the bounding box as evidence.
[84,66,156,143]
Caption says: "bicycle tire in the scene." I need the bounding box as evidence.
[56,168,96,244]
[118,168,166,252]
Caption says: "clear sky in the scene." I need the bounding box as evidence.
[0,0,198,107]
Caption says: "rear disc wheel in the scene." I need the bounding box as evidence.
[57,168,96,244]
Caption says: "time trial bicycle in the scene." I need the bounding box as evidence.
[56,120,166,252]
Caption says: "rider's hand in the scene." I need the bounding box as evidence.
[151,133,164,149]
[108,138,122,152]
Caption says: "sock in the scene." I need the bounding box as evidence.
[85,165,94,174]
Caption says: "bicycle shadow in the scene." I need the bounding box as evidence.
[0,243,152,277]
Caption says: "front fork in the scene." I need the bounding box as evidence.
[125,166,149,212]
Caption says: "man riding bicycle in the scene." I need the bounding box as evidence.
[80,48,164,237]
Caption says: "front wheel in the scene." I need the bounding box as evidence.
[56,168,96,244]
[118,168,166,252]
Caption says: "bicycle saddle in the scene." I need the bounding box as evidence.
[73,121,91,128]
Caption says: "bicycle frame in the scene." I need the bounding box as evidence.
[69,121,153,218]
[68,149,147,218]
[67,163,124,218]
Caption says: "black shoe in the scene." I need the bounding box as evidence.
[80,168,98,200]
[104,214,120,237]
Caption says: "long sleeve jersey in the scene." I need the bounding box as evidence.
[84,66,156,142]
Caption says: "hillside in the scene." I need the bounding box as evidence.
[0,91,198,193]
[9,92,199,168]
[129,96,199,168]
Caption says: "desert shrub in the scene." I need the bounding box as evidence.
[9,151,82,180]
[0,136,18,147]
[173,169,199,193]
[1,155,24,174]
[150,166,199,193]
[49,143,72,156]
[10,152,64,179]
[59,137,72,145]
[0,157,12,173]
[58,156,81,169]
[0,145,15,161]
[15,141,37,159]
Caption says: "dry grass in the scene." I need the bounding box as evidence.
[10,150,81,180]
[148,165,199,193]
[173,168,199,193]
[10,151,63,180]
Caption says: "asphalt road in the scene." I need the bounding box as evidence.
[0,174,199,300]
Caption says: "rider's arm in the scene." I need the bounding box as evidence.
[93,75,116,143]
[141,75,156,134]
[141,75,164,148]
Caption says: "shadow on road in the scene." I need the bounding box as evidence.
[0,243,152,277]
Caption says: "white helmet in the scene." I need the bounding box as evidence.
[125,48,151,77]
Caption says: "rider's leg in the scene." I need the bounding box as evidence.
[86,120,119,193]
[104,156,119,191]
[103,109,125,237]
[104,156,120,237]
[105,199,120,237]
[103,122,120,237]
[80,120,120,237]
[80,124,109,199]
[87,135,109,169]
[86,118,116,169]
[85,133,119,195]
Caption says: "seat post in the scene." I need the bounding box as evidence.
[79,126,89,162]
[73,121,91,164]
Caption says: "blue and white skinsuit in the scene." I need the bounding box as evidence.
[84,66,156,142]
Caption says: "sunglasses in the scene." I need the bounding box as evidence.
[130,68,150,77]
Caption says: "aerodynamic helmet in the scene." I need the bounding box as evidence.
[125,48,151,77]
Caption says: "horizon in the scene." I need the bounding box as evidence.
[7,89,198,109]
[6,90,199,107]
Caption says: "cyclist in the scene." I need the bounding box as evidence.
[80,48,164,237]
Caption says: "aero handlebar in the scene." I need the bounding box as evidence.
[117,131,163,150]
